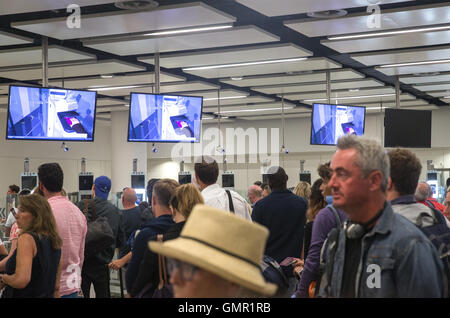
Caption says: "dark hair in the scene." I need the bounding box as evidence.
[254,181,262,187]
[194,156,219,185]
[38,163,64,193]
[153,179,180,208]
[146,178,160,205]
[9,185,20,193]
[388,149,422,196]
[19,189,31,196]
[267,166,288,191]
[306,179,327,222]
[317,162,332,181]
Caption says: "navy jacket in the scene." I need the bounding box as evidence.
[252,189,307,267]
[119,206,142,259]
[125,214,174,291]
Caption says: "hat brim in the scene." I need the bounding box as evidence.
[149,237,277,297]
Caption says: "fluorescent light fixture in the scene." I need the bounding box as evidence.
[378,59,450,68]
[217,107,294,114]
[328,25,450,41]
[203,95,248,101]
[88,85,142,91]
[366,106,388,110]
[144,24,232,37]
[303,93,396,102]
[100,74,114,79]
[183,57,308,71]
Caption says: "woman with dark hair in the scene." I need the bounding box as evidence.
[303,179,326,260]
[0,194,62,298]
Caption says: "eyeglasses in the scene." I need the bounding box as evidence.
[167,258,199,282]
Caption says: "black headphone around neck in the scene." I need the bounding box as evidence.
[344,208,384,240]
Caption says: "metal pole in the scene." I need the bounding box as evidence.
[42,36,48,87]
[154,53,160,94]
[395,75,400,108]
[326,70,331,104]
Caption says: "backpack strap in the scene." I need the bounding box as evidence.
[225,190,235,214]
[425,200,435,209]
[316,227,340,297]
[83,199,96,221]
[328,206,342,228]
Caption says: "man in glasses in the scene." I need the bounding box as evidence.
[149,204,277,298]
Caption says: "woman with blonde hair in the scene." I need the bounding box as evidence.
[293,181,311,200]
[0,194,62,298]
[131,184,204,297]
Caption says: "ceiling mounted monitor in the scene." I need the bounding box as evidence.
[384,108,431,148]
[7,85,97,141]
[128,93,203,143]
[310,103,366,146]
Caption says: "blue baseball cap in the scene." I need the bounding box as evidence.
[94,176,111,200]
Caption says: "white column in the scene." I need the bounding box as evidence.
[111,111,148,194]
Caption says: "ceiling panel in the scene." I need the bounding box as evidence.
[184,57,341,79]
[301,93,415,105]
[401,74,450,85]
[377,62,450,76]
[252,79,383,94]
[13,3,235,40]
[240,112,312,121]
[214,107,309,117]
[0,0,114,15]
[0,95,8,105]
[322,30,450,53]
[285,4,450,37]
[97,98,127,107]
[98,81,220,97]
[0,31,32,45]
[236,0,411,17]
[351,46,450,66]
[204,101,295,112]
[84,26,279,56]
[0,60,146,81]
[0,46,95,68]
[413,83,450,92]
[219,69,363,87]
[428,91,449,98]
[138,43,311,68]
[47,72,184,89]
[204,96,274,107]
[281,87,396,101]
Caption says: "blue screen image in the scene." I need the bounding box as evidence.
[128,93,203,143]
[7,85,96,141]
[311,103,366,145]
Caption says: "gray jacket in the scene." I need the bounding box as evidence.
[318,202,445,298]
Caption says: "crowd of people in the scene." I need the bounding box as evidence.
[0,134,450,298]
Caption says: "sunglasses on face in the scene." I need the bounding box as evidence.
[167,258,199,282]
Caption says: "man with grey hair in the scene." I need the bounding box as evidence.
[318,135,445,298]
[415,181,446,213]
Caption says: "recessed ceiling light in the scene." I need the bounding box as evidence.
[231,77,243,81]
[378,59,450,68]
[144,24,232,37]
[183,57,308,71]
[307,10,347,19]
[100,74,114,79]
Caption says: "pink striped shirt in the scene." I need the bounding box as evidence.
[48,196,87,297]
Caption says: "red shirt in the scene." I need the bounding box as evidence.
[418,197,446,213]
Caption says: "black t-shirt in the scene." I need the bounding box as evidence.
[340,237,363,298]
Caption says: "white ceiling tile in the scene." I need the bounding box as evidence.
[236,0,411,17]
[282,87,396,101]
[322,30,450,53]
[401,74,450,85]
[413,83,450,92]
[184,57,341,78]
[12,3,235,40]
[220,69,363,87]
[377,62,450,76]
[0,0,114,15]
[0,60,145,81]
[0,46,95,68]
[352,45,450,66]
[84,26,279,56]
[285,4,449,37]
[0,31,32,45]
[204,95,273,107]
[138,43,311,68]
[97,98,127,107]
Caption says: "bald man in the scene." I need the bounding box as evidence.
[248,185,263,207]
[415,182,446,213]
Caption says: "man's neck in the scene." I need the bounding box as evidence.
[346,193,386,224]
[200,183,214,191]
[386,189,400,202]
[153,206,172,218]
[123,204,136,210]
[46,191,62,200]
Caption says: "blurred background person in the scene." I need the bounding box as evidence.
[293,181,312,200]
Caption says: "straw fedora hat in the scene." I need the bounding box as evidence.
[149,204,277,296]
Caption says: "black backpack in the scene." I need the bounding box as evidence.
[260,255,289,298]
[83,199,115,260]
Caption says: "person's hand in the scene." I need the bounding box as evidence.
[292,258,304,277]
[0,275,5,290]
[108,259,125,270]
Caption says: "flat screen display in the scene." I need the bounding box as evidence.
[7,85,97,141]
[384,108,431,148]
[311,103,366,146]
[222,174,235,188]
[178,174,192,185]
[128,93,203,143]
[131,175,146,189]
[21,175,38,190]
[79,175,94,191]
